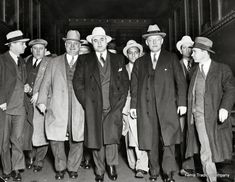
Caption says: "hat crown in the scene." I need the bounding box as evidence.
[180,36,194,45]
[126,40,138,47]
[147,24,161,32]
[65,30,80,41]
[29,39,48,47]
[91,27,107,37]
[6,30,23,40]
[195,37,213,48]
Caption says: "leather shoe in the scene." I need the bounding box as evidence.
[107,165,117,181]
[95,174,104,182]
[135,169,147,178]
[149,174,158,181]
[26,158,34,169]
[11,171,22,181]
[33,166,43,173]
[68,171,78,179]
[84,159,91,169]
[55,170,65,180]
[2,173,11,181]
[164,173,175,182]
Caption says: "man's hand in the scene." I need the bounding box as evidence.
[177,106,187,116]
[30,92,39,104]
[24,84,32,93]
[0,103,7,111]
[219,108,228,123]
[130,108,137,119]
[37,104,47,114]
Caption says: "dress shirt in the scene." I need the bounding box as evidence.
[9,51,19,65]
[150,51,161,69]
[96,50,107,67]
[32,58,42,67]
[199,59,211,77]
[66,54,78,66]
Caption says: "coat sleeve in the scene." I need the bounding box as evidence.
[172,54,187,107]
[36,57,53,106]
[220,64,235,111]
[0,56,6,104]
[72,57,85,107]
[130,59,139,109]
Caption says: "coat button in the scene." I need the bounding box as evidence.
[117,87,120,90]
[147,112,149,115]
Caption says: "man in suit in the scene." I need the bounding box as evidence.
[23,39,50,173]
[130,24,187,182]
[122,40,149,178]
[176,36,195,176]
[37,30,84,180]
[185,37,235,182]
[0,30,29,181]
[73,27,129,182]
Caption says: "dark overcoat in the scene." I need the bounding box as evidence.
[185,61,235,162]
[0,51,27,152]
[73,52,129,149]
[130,50,187,150]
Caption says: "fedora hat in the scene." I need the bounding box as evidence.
[142,24,166,39]
[28,39,48,47]
[86,27,112,43]
[176,36,194,54]
[62,30,81,42]
[192,36,215,54]
[123,40,143,57]
[5,30,29,45]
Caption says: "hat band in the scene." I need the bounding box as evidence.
[147,30,162,34]
[7,35,24,43]
[193,42,212,50]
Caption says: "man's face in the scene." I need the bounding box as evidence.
[181,43,192,58]
[192,48,207,63]
[31,44,46,59]
[65,40,80,56]
[127,47,140,63]
[11,41,27,55]
[146,35,163,52]
[92,35,107,52]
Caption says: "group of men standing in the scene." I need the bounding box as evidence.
[0,23,234,182]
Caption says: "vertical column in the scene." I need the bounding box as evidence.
[197,0,202,34]
[217,0,222,21]
[29,0,33,38]
[15,0,19,29]
[2,0,6,21]
[184,0,189,34]
[37,0,41,38]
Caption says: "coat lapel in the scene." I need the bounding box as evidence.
[205,60,217,84]
[4,52,17,77]
[89,53,101,87]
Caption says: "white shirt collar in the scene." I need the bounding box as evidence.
[66,54,78,64]
[33,57,42,66]
[151,51,161,61]
[9,50,19,64]
[96,50,107,60]
[199,58,211,76]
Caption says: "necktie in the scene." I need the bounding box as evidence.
[33,59,38,68]
[69,56,74,68]
[187,60,192,72]
[200,64,206,78]
[153,53,157,62]
[17,57,21,67]
[100,53,105,66]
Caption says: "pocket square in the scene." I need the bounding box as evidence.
[118,68,122,72]
[164,68,167,71]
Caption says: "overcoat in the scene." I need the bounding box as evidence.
[0,51,27,152]
[37,54,84,142]
[73,52,129,149]
[32,56,51,146]
[185,61,235,162]
[130,50,187,150]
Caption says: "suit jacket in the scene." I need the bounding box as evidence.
[130,50,187,150]
[73,51,129,149]
[37,54,84,142]
[0,51,27,152]
[186,60,235,162]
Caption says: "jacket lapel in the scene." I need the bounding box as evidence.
[89,53,101,87]
[4,52,17,77]
[205,60,217,84]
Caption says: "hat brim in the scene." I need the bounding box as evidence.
[86,35,112,43]
[142,32,166,39]
[123,43,143,58]
[5,38,30,45]
[62,38,81,42]
[191,44,215,54]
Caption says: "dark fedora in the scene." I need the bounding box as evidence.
[192,36,215,54]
